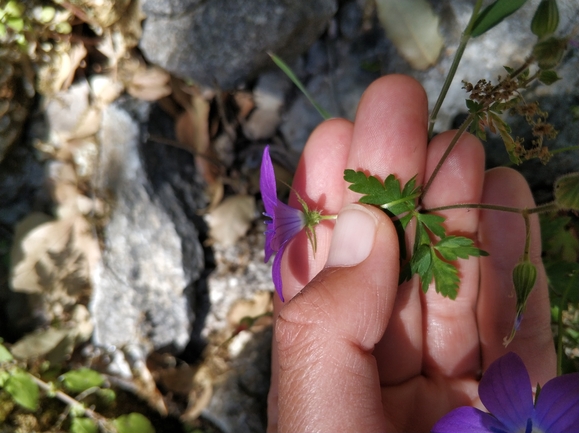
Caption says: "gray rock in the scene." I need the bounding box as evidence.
[90,101,205,357]
[140,0,338,89]
[203,327,271,433]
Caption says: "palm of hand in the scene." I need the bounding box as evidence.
[268,75,555,432]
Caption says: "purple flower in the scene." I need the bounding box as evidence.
[432,352,579,433]
[260,146,306,302]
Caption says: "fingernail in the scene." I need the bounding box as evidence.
[325,204,377,267]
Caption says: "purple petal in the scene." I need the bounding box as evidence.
[272,242,287,302]
[534,372,579,432]
[479,352,534,430]
[260,146,278,215]
[431,406,508,433]
[270,200,305,252]
[264,221,275,263]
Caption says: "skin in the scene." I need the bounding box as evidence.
[266,75,556,433]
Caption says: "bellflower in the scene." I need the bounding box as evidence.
[260,146,331,302]
[432,352,579,433]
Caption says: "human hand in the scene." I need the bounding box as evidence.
[266,75,556,432]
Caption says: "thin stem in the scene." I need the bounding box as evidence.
[522,210,531,261]
[527,202,558,214]
[29,375,100,421]
[551,145,579,155]
[422,113,473,200]
[424,202,523,214]
[424,201,558,215]
[428,0,483,138]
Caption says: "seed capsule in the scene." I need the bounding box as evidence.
[531,0,559,39]
[513,260,537,304]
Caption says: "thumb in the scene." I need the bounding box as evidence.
[276,203,400,433]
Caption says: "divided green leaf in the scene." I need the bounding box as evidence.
[344,170,420,217]
[416,213,446,238]
[554,173,579,211]
[546,261,579,304]
[541,214,579,263]
[60,368,104,393]
[434,236,489,261]
[471,0,529,37]
[431,253,461,299]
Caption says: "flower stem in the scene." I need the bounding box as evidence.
[424,202,522,213]
[427,0,483,139]
[422,114,473,201]
[424,201,558,215]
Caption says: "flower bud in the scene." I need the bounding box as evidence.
[533,37,567,69]
[531,0,559,39]
[513,260,537,305]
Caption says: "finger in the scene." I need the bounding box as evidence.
[420,131,486,377]
[268,118,353,432]
[283,118,354,301]
[477,168,556,384]
[276,204,399,433]
[347,75,428,384]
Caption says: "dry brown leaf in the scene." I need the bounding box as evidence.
[181,365,213,423]
[227,291,272,328]
[234,90,255,120]
[157,363,195,396]
[206,195,256,247]
[130,356,169,416]
[9,213,100,315]
[126,66,172,101]
[10,305,93,364]
[175,89,225,208]
[376,0,444,70]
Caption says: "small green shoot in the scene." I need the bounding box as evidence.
[268,52,332,120]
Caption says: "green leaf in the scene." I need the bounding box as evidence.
[70,418,98,433]
[98,388,116,404]
[60,368,104,393]
[0,343,13,362]
[269,52,332,120]
[554,173,579,211]
[4,369,39,411]
[410,244,432,278]
[416,213,446,238]
[471,0,529,37]
[344,170,420,216]
[0,370,9,387]
[434,235,489,261]
[431,253,460,299]
[541,213,579,262]
[113,413,155,433]
[538,70,561,85]
[546,261,579,304]
[466,99,483,113]
[7,16,24,32]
